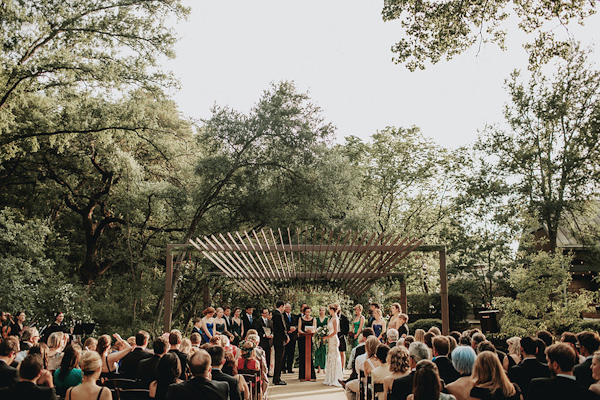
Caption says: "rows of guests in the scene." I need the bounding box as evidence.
[0,324,272,400]
[341,326,600,400]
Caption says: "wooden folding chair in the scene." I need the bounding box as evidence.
[117,388,150,400]
[239,369,261,400]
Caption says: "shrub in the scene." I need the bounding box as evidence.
[409,318,443,332]
[407,293,470,326]
[570,320,600,334]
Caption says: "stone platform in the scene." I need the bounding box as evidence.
[267,370,347,400]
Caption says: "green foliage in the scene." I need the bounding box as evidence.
[407,293,469,326]
[495,251,594,336]
[0,207,92,326]
[381,0,596,70]
[479,44,600,252]
[570,320,600,334]
[409,318,443,332]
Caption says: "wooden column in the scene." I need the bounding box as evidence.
[400,278,407,315]
[163,245,174,333]
[439,248,449,335]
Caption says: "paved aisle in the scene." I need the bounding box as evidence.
[267,370,347,400]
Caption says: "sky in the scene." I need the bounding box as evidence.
[163,1,599,149]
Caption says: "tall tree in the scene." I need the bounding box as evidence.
[479,45,600,251]
[381,0,596,70]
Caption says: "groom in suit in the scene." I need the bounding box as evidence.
[272,301,290,385]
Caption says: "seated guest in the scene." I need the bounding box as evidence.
[575,331,600,389]
[407,360,456,400]
[237,340,260,371]
[508,336,550,399]
[390,341,430,400]
[53,344,82,396]
[83,337,97,352]
[432,336,460,384]
[207,345,242,400]
[347,328,375,382]
[0,354,57,400]
[0,337,19,388]
[364,336,384,376]
[223,351,251,400]
[529,342,598,400]
[534,338,547,364]
[504,337,522,371]
[561,332,585,364]
[190,333,202,349]
[96,333,132,376]
[246,333,268,395]
[47,332,65,371]
[590,351,600,396]
[536,331,553,347]
[138,336,169,389]
[445,345,477,400]
[66,351,111,400]
[119,330,152,379]
[150,353,182,400]
[383,346,411,400]
[16,327,40,362]
[28,344,54,387]
[387,329,399,348]
[371,345,392,384]
[470,351,521,400]
[165,349,229,400]
[471,332,487,351]
[476,340,497,354]
[169,330,189,380]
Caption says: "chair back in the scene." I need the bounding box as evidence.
[239,369,260,400]
[117,388,150,400]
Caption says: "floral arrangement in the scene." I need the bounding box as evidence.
[314,325,329,348]
[239,340,257,358]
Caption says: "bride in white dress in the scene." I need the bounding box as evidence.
[322,304,344,387]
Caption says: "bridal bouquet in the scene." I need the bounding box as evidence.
[314,325,329,348]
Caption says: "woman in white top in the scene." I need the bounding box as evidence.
[363,336,382,376]
[371,345,392,384]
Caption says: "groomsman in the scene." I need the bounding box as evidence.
[223,306,232,333]
[242,306,254,336]
[254,308,274,375]
[283,303,298,373]
[272,301,289,385]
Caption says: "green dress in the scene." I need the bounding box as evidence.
[314,316,328,369]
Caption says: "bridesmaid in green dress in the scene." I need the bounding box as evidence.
[315,306,328,373]
[349,304,365,348]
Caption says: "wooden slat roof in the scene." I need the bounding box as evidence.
[190,228,423,296]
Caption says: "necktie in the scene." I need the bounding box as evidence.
[287,313,291,322]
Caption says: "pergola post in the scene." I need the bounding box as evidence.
[163,245,174,333]
[400,278,407,316]
[439,248,449,335]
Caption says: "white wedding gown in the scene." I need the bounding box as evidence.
[323,316,344,386]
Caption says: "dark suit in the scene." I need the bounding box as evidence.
[574,357,594,388]
[283,312,298,372]
[137,354,161,388]
[165,376,228,400]
[433,356,460,384]
[0,381,57,400]
[254,317,273,373]
[508,357,550,399]
[242,314,255,335]
[211,368,241,400]
[528,375,600,400]
[390,370,415,400]
[348,344,366,381]
[119,347,152,380]
[272,309,289,383]
[224,315,232,333]
[169,349,189,380]
[0,361,18,388]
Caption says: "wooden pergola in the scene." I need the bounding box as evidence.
[164,228,449,333]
